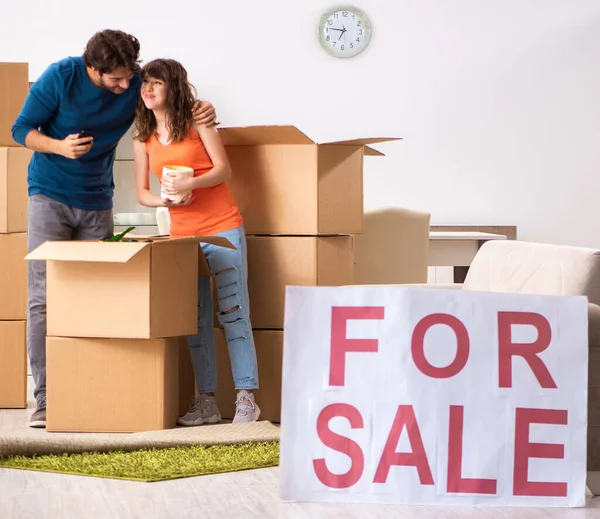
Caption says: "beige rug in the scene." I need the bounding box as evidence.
[0,421,280,458]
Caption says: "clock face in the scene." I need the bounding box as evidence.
[318,7,371,58]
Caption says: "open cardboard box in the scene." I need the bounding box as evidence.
[25,235,234,339]
[219,125,401,235]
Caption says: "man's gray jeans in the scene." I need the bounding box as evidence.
[27,194,113,406]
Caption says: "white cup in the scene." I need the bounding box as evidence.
[161,165,194,204]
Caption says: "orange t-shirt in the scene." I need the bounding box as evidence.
[145,129,243,237]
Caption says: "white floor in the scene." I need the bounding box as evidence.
[2,377,600,519]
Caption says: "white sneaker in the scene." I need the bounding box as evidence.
[232,390,261,424]
[178,394,222,426]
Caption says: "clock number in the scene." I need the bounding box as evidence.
[334,13,339,19]
[356,37,360,42]
[359,29,363,35]
[342,11,348,17]
[332,42,337,47]
[357,21,362,26]
[326,35,330,41]
[350,42,354,49]
[327,19,332,25]
[341,45,345,51]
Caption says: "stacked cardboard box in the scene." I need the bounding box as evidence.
[26,235,232,432]
[0,62,30,409]
[211,125,398,422]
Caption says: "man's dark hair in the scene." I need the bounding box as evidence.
[82,30,141,75]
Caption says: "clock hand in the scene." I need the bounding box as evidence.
[328,28,344,32]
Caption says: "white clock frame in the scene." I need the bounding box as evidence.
[317,6,372,58]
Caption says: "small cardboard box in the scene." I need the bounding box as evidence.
[215,328,283,423]
[46,336,179,432]
[26,235,233,339]
[221,235,353,329]
[0,147,31,233]
[0,233,27,319]
[0,63,29,147]
[219,125,400,235]
[0,320,27,409]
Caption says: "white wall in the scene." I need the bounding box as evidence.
[2,1,600,246]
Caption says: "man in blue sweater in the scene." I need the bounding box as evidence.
[12,29,217,428]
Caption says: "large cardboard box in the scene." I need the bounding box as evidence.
[0,147,31,233]
[235,235,353,329]
[26,235,233,339]
[0,233,27,319]
[215,329,282,423]
[46,336,179,432]
[219,125,399,235]
[0,320,27,409]
[0,63,29,147]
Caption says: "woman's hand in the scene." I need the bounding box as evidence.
[161,194,195,207]
[161,172,195,196]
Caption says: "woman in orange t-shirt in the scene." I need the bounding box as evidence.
[132,59,259,426]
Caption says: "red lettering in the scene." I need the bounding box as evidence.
[447,405,497,494]
[329,306,385,386]
[374,405,434,485]
[313,403,365,489]
[498,312,556,389]
[513,408,568,497]
[411,314,469,378]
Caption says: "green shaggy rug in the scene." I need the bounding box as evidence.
[0,441,280,482]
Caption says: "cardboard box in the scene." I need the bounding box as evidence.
[0,63,29,147]
[0,233,27,319]
[46,336,179,432]
[0,147,31,233]
[219,125,399,235]
[215,329,282,423]
[224,235,353,329]
[26,235,233,339]
[0,320,27,408]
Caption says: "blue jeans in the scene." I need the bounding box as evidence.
[187,225,259,393]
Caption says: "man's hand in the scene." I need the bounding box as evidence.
[161,172,195,196]
[192,100,218,127]
[56,134,94,159]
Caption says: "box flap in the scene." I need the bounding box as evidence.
[322,137,402,146]
[364,147,385,157]
[25,241,149,263]
[151,236,236,250]
[219,126,315,145]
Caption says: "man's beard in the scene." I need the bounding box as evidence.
[99,75,126,94]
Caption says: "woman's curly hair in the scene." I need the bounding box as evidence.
[134,59,197,143]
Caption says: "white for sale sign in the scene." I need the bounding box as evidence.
[280,286,588,508]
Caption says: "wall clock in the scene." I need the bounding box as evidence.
[317,6,372,58]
